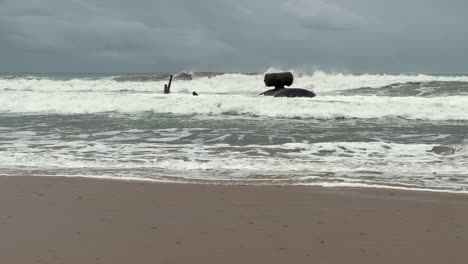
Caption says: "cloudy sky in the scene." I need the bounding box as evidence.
[0,0,467,73]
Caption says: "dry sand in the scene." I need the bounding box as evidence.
[1,176,468,264]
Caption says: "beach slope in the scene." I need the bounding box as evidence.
[1,176,468,264]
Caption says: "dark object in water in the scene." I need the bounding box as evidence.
[192,91,199,96]
[430,145,462,155]
[264,72,293,88]
[261,88,316,98]
[260,72,315,98]
[164,75,174,94]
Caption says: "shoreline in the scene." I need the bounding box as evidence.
[1,176,468,263]
[2,174,468,195]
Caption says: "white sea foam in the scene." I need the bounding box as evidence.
[1,92,468,120]
[1,142,468,192]
[1,135,467,191]
[0,141,466,173]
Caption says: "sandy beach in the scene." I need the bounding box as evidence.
[1,176,468,264]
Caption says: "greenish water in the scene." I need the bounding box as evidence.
[0,72,467,192]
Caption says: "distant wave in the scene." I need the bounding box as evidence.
[338,81,468,97]
[112,72,193,82]
[2,71,468,94]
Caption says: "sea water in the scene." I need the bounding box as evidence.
[0,71,467,192]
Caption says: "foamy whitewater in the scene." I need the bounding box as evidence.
[1,71,468,192]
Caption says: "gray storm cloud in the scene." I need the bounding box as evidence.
[282,0,370,31]
[0,0,467,73]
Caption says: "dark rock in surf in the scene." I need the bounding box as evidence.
[264,72,294,88]
[260,72,316,98]
[260,88,280,96]
[430,145,463,155]
[260,88,316,98]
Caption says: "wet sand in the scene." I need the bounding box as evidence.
[1,176,468,264]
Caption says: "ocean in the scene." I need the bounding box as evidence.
[1,71,467,192]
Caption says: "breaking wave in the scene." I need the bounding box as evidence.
[1,92,468,120]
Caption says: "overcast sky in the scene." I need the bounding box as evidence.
[1,0,467,73]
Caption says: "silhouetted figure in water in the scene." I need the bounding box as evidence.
[164,75,174,94]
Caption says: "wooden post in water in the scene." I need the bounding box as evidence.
[164,75,174,94]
